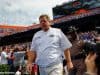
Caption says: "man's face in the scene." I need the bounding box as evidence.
[39,17,50,30]
[5,47,10,53]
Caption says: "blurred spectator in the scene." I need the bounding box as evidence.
[67,27,85,75]
[8,49,15,72]
[0,46,10,72]
[13,47,25,72]
[95,35,100,43]
[0,47,9,64]
[79,31,97,43]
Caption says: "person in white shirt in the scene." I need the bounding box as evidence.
[27,14,73,75]
[0,47,9,64]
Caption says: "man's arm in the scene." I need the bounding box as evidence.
[27,33,37,64]
[27,33,37,73]
[64,48,73,71]
[59,30,73,70]
[27,50,36,74]
[27,50,36,64]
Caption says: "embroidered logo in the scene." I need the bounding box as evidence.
[49,34,55,37]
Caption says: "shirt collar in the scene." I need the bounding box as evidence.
[42,27,52,33]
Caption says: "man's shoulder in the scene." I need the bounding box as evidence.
[1,51,6,54]
[51,28,61,32]
[34,30,42,36]
[33,30,44,39]
[1,51,7,56]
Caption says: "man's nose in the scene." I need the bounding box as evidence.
[41,22,45,24]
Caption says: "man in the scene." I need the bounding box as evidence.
[0,47,9,64]
[27,14,73,75]
[8,49,15,73]
[67,27,85,75]
[14,47,25,72]
[0,47,10,72]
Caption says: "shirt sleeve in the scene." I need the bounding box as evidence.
[59,30,72,51]
[3,52,8,58]
[30,35,37,51]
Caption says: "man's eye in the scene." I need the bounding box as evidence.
[41,20,46,23]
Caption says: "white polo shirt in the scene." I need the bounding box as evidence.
[0,51,8,64]
[31,27,72,67]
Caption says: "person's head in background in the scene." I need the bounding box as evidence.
[6,47,9,53]
[95,36,100,43]
[39,14,51,31]
[2,46,10,53]
[18,46,23,51]
[67,27,78,42]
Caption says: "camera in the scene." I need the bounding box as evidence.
[83,42,100,69]
[83,42,100,55]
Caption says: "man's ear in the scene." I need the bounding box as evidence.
[49,20,53,25]
[49,20,51,22]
